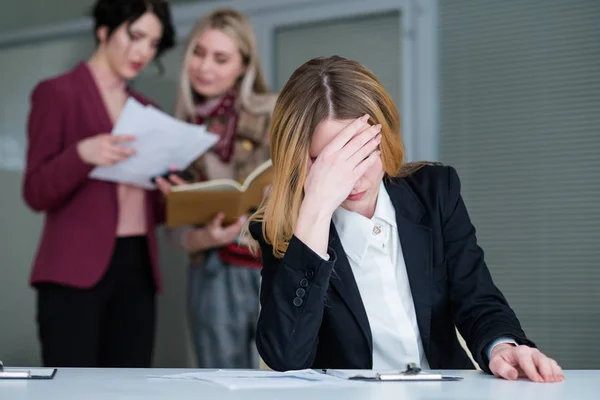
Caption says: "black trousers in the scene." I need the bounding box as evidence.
[36,236,156,368]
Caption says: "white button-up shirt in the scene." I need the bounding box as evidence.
[332,182,430,370]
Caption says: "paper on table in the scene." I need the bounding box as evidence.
[89,98,219,189]
[148,369,365,390]
[322,370,383,379]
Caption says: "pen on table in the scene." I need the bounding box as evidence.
[404,363,422,374]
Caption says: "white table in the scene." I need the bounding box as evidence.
[0,369,596,400]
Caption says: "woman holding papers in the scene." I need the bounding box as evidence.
[23,0,176,368]
[167,9,276,369]
[248,56,564,383]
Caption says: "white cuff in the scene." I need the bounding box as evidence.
[487,337,518,360]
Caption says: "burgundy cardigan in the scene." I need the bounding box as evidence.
[23,62,165,291]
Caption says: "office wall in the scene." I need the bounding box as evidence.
[0,0,94,34]
[273,11,401,105]
[0,36,93,366]
[439,0,600,368]
[0,0,207,34]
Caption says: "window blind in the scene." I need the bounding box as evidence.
[439,0,600,368]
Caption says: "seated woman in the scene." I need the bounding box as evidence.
[248,56,563,382]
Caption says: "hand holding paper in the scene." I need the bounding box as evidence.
[89,98,219,189]
[78,134,137,166]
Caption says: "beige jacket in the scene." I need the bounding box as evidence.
[167,93,278,262]
[187,93,278,183]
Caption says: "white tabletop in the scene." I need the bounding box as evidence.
[0,369,596,400]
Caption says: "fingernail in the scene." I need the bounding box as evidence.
[362,114,370,121]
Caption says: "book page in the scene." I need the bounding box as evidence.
[171,159,272,193]
[172,179,242,192]
[241,159,273,191]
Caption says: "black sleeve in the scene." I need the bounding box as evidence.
[441,166,536,373]
[250,223,336,371]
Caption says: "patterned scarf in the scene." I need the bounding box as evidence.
[194,90,238,163]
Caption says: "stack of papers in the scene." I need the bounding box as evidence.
[149,369,365,390]
[90,98,219,189]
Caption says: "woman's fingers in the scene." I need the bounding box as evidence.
[340,123,381,160]
[353,150,381,178]
[324,114,370,154]
[347,131,381,167]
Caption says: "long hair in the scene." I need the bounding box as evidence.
[174,8,270,121]
[248,56,425,258]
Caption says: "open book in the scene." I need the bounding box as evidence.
[166,159,273,227]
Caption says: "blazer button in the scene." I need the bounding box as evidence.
[295,288,306,298]
[305,269,315,279]
[299,278,309,288]
[293,297,303,307]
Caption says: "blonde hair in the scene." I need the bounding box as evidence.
[174,8,270,121]
[249,56,426,258]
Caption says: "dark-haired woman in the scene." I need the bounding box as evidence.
[23,0,176,368]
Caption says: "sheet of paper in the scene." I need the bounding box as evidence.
[89,98,219,189]
[148,369,365,390]
[323,369,381,379]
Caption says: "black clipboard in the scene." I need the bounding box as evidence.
[0,361,57,380]
[323,363,463,382]
[349,372,463,381]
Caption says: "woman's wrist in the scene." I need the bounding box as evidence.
[294,197,333,257]
[297,199,333,226]
[301,192,336,218]
[185,227,211,252]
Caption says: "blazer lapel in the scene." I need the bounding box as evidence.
[74,62,114,134]
[328,224,374,355]
[385,178,434,357]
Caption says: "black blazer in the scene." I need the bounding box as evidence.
[250,165,535,373]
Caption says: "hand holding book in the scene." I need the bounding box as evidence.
[166,159,273,227]
[153,167,192,196]
[183,213,248,252]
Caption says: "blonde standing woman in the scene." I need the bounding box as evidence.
[168,9,276,368]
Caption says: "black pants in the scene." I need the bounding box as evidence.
[36,236,156,368]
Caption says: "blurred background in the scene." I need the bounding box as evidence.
[0,0,598,369]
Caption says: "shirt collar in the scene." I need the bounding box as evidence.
[373,181,397,228]
[332,182,397,265]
